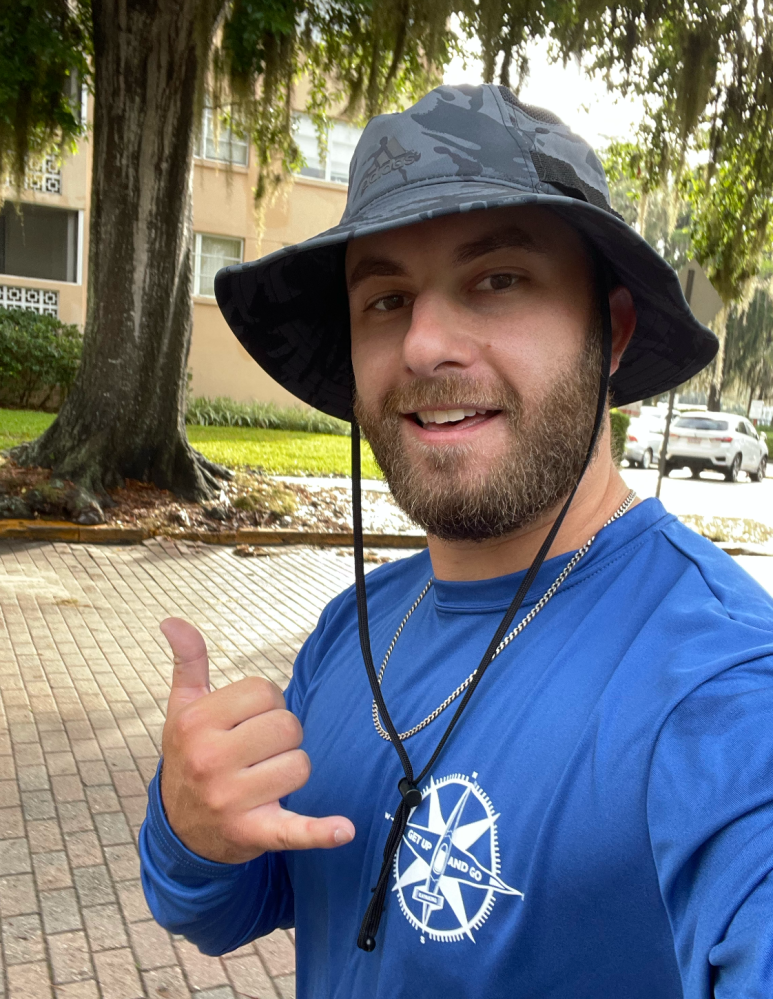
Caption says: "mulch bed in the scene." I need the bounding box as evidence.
[5,459,769,551]
[0,458,418,537]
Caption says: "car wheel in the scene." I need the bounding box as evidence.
[690,467,701,479]
[664,462,675,477]
[641,449,653,470]
[724,453,742,482]
[751,456,768,482]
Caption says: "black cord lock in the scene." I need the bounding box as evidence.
[398,777,422,809]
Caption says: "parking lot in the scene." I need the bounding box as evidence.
[622,463,773,526]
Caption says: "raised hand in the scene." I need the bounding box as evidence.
[158,618,355,864]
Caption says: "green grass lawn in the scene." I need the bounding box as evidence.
[188,425,382,478]
[0,409,383,478]
[0,409,53,451]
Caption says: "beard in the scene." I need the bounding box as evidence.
[353,329,603,542]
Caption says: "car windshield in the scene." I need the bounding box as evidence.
[674,417,729,431]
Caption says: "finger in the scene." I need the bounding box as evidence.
[161,618,210,712]
[248,804,355,851]
[235,749,313,807]
[201,676,285,731]
[228,709,302,769]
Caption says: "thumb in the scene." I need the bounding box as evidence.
[161,618,210,712]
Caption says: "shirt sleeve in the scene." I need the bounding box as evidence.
[647,656,773,998]
[138,605,337,955]
[139,762,294,955]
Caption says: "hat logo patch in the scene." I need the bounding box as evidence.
[359,136,421,196]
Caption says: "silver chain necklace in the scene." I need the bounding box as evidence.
[372,490,637,741]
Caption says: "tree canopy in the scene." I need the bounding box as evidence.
[570,1,773,407]
[8,1,773,210]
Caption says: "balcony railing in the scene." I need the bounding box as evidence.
[0,285,59,317]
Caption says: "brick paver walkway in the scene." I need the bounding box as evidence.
[0,539,367,999]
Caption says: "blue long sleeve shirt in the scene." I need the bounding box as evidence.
[140,499,773,998]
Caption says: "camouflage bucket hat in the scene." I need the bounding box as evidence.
[215,83,718,419]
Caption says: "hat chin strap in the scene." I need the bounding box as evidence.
[350,269,613,953]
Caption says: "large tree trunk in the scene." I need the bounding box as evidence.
[746,382,757,416]
[13,0,229,506]
[706,305,729,412]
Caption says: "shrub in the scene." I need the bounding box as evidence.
[609,409,630,464]
[0,308,82,409]
[186,396,350,435]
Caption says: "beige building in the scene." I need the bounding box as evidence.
[0,94,362,408]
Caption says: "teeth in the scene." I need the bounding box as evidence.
[416,408,488,425]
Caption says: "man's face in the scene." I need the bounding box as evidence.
[346,206,614,541]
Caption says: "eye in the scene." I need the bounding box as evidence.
[475,273,519,292]
[372,293,410,312]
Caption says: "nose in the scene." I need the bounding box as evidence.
[401,290,476,378]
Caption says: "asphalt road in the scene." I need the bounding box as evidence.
[622,463,773,526]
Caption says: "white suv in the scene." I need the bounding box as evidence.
[665,412,769,482]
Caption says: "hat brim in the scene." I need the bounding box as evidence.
[215,181,718,419]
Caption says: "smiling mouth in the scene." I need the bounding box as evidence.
[408,408,501,430]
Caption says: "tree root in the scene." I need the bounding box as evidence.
[10,427,234,524]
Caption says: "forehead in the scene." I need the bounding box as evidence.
[345,204,590,275]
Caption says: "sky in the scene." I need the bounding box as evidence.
[444,37,646,153]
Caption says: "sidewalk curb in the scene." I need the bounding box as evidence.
[2,520,771,555]
[0,519,427,549]
[715,541,773,557]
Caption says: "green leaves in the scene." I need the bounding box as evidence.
[210,0,457,206]
[6,0,773,314]
[0,307,83,409]
[0,0,91,188]
[185,396,351,434]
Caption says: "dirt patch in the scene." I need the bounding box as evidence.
[0,459,420,536]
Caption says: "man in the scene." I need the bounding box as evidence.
[140,85,773,997]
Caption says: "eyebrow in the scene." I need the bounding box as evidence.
[347,256,408,292]
[452,225,547,265]
[346,224,546,292]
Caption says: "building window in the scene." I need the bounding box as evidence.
[194,233,243,297]
[65,70,87,125]
[0,203,78,283]
[195,109,249,166]
[294,114,362,185]
[0,285,59,317]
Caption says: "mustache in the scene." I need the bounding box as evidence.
[371,375,522,417]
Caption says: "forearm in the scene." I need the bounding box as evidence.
[139,764,294,955]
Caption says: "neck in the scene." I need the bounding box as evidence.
[426,452,636,582]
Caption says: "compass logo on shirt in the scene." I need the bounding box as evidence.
[391,772,522,943]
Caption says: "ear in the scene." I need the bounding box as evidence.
[608,285,636,375]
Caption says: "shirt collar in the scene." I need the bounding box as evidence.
[429,497,672,613]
